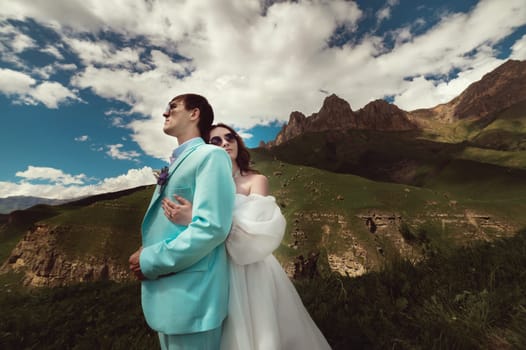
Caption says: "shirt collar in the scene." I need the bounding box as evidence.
[171,137,203,163]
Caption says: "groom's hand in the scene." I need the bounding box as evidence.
[129,247,145,280]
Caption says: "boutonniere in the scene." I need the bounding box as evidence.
[153,166,169,191]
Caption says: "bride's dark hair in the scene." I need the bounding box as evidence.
[206,123,259,175]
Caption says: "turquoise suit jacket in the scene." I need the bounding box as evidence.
[139,138,235,335]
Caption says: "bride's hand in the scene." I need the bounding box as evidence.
[162,194,193,225]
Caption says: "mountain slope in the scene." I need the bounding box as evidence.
[444,59,526,121]
[2,152,524,287]
[0,186,151,286]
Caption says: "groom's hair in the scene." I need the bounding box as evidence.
[174,93,214,136]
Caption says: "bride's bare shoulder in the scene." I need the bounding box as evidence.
[246,172,268,196]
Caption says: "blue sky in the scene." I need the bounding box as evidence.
[0,0,525,199]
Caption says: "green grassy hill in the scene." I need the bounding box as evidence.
[251,150,526,269]
[2,148,525,286]
[0,186,152,286]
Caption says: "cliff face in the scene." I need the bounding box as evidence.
[273,111,306,146]
[270,94,416,146]
[2,224,130,287]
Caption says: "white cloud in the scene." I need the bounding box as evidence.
[0,68,79,108]
[31,81,79,108]
[375,0,399,28]
[41,45,64,59]
[0,21,36,52]
[106,144,141,161]
[97,167,155,192]
[31,62,77,79]
[376,7,391,23]
[1,167,156,200]
[0,21,35,68]
[75,135,89,142]
[56,63,77,71]
[237,131,253,140]
[64,37,145,68]
[15,166,87,185]
[0,68,35,94]
[510,34,526,60]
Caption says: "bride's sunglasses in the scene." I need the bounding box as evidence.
[209,133,236,146]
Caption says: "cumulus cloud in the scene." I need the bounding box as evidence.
[510,34,526,60]
[0,68,36,94]
[376,0,399,26]
[106,144,141,161]
[0,21,36,52]
[16,166,87,185]
[64,37,145,68]
[1,167,155,199]
[41,45,64,59]
[31,81,79,108]
[75,135,89,142]
[0,68,79,108]
[237,131,253,140]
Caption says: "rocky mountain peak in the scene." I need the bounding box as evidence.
[428,59,526,122]
[268,94,415,147]
[356,99,416,131]
[318,94,354,116]
[308,94,358,130]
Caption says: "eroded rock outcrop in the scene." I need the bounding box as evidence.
[2,224,130,287]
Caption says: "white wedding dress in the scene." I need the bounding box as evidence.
[220,194,332,350]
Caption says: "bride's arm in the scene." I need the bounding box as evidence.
[226,193,286,265]
[228,174,286,265]
[162,195,192,225]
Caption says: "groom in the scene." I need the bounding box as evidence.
[129,93,235,349]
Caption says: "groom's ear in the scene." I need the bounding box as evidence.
[189,108,200,122]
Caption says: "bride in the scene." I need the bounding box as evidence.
[162,123,332,350]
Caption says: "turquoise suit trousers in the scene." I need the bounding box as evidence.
[158,326,222,350]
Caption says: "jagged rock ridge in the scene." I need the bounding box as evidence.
[270,94,416,146]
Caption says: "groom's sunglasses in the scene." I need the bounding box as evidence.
[209,133,236,146]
